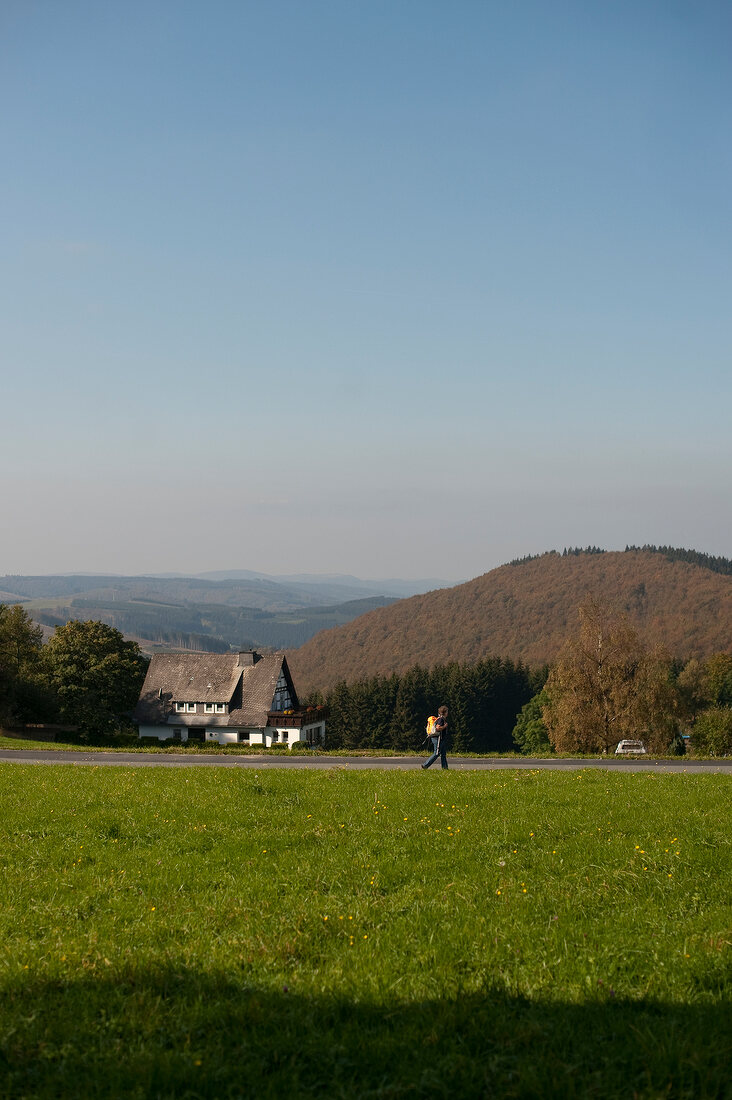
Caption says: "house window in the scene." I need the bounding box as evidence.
[204,703,214,714]
[307,725,324,745]
[175,702,187,713]
[186,703,196,713]
[238,731,250,743]
[215,704,225,713]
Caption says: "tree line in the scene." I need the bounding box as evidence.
[623,545,732,576]
[311,658,543,752]
[0,605,147,741]
[508,545,732,577]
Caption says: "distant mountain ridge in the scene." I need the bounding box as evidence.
[29,594,398,655]
[288,549,732,692]
[0,571,450,655]
[152,570,454,599]
[0,571,453,608]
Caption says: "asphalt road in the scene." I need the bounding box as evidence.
[0,749,730,773]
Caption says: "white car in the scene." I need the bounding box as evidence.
[615,739,647,755]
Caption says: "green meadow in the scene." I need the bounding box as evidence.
[1,765,730,1099]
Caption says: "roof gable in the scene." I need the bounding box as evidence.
[228,654,292,726]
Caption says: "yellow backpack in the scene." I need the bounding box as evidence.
[426,715,438,736]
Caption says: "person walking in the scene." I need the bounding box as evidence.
[422,705,449,769]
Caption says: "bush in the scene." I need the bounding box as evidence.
[512,691,552,753]
[692,707,732,756]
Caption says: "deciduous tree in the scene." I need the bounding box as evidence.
[692,707,732,756]
[677,652,732,728]
[0,604,47,723]
[0,604,43,676]
[512,690,552,753]
[43,620,147,739]
[542,599,679,753]
[705,653,732,707]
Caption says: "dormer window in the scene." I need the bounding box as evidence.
[204,703,214,714]
[215,703,225,713]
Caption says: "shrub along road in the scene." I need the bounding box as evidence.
[0,748,730,772]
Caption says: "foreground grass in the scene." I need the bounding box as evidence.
[1,766,730,1098]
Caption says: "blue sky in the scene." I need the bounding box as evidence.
[2,1,730,579]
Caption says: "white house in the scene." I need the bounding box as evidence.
[134,650,326,749]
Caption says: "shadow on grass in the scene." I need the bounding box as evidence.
[1,967,730,1099]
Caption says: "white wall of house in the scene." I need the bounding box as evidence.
[138,724,185,741]
[138,721,326,749]
[205,729,239,745]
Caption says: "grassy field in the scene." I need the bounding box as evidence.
[1,765,730,1099]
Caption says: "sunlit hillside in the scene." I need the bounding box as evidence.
[289,549,732,692]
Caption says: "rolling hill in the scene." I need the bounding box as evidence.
[288,549,732,692]
[0,575,403,653]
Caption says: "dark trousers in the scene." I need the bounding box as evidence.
[423,735,448,769]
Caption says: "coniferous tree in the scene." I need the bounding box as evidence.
[320,657,535,753]
[366,675,399,749]
[389,666,429,750]
[322,680,349,748]
[340,678,371,748]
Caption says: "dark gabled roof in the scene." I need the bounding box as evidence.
[134,652,295,728]
[141,653,242,703]
[229,655,295,726]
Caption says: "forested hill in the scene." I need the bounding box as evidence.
[288,549,732,692]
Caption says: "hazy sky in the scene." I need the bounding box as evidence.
[2,1,730,580]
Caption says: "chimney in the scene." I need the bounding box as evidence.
[238,650,261,667]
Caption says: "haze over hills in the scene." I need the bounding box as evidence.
[0,572,452,608]
[0,572,453,654]
[174,571,454,599]
[288,548,732,693]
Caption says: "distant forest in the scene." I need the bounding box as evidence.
[32,596,397,654]
[509,545,732,576]
[0,573,404,655]
[623,545,732,576]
